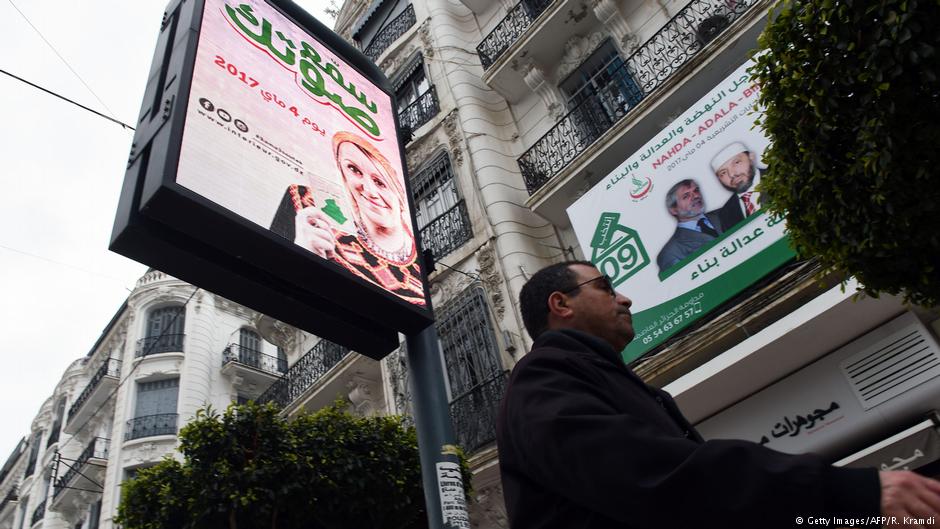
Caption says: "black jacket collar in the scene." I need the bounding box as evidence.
[534,329,625,367]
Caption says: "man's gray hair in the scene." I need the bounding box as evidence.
[665,179,696,210]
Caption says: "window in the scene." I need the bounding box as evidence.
[239,328,262,366]
[24,431,41,478]
[559,39,644,126]
[276,346,288,373]
[437,286,506,453]
[88,499,102,529]
[437,286,502,398]
[126,379,179,440]
[412,152,459,230]
[394,60,430,112]
[142,305,185,354]
[47,398,66,447]
[410,152,471,259]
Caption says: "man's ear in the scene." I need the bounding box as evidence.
[547,291,574,320]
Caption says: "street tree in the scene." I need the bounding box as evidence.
[752,0,940,305]
[117,401,470,529]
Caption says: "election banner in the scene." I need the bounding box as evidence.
[567,59,795,362]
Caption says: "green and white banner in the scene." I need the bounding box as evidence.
[567,59,795,362]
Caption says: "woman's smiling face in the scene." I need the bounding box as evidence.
[337,141,402,232]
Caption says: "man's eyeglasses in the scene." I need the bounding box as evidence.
[561,274,616,296]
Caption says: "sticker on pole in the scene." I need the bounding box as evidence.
[436,462,470,529]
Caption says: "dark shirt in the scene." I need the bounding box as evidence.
[496,329,880,528]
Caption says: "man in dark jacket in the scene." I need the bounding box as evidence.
[497,260,940,528]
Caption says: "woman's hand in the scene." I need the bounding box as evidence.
[294,206,336,259]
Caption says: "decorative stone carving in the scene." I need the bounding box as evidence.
[380,43,418,74]
[555,32,608,81]
[431,265,474,306]
[213,294,260,321]
[417,19,434,59]
[442,110,464,167]
[564,3,589,24]
[405,129,442,171]
[255,315,300,353]
[470,482,509,529]
[515,57,565,120]
[591,0,639,55]
[346,374,379,416]
[476,243,506,320]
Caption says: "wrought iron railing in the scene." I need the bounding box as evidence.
[398,86,439,138]
[53,437,109,498]
[449,371,508,453]
[363,4,417,62]
[477,0,554,70]
[517,0,757,195]
[135,333,185,357]
[31,498,45,525]
[68,358,122,423]
[257,340,351,408]
[420,200,472,260]
[222,344,287,375]
[125,413,178,441]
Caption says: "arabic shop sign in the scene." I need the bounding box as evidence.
[757,402,843,446]
[567,59,795,362]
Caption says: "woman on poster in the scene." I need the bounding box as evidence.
[270,131,425,306]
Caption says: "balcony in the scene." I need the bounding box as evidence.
[477,0,553,70]
[363,4,416,63]
[258,339,351,411]
[65,358,121,434]
[135,333,184,357]
[449,371,508,454]
[51,438,108,510]
[221,344,287,398]
[519,0,759,197]
[420,200,473,260]
[125,413,178,441]
[398,86,439,140]
[31,499,45,526]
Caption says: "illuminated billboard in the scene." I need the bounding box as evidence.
[111,0,432,358]
[567,59,795,363]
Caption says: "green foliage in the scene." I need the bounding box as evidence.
[116,401,472,529]
[752,0,940,305]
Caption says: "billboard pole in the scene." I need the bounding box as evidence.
[406,325,470,529]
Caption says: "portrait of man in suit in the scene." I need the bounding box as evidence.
[656,179,723,273]
[708,142,762,230]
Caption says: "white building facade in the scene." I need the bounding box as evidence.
[0,270,394,529]
[3,0,940,528]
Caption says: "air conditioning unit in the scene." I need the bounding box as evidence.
[696,312,940,459]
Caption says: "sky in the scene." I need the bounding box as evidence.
[0,0,337,464]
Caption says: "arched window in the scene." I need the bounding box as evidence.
[238,328,262,367]
[142,305,185,355]
[276,346,288,374]
[46,398,66,447]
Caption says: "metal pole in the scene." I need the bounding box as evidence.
[406,324,470,529]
